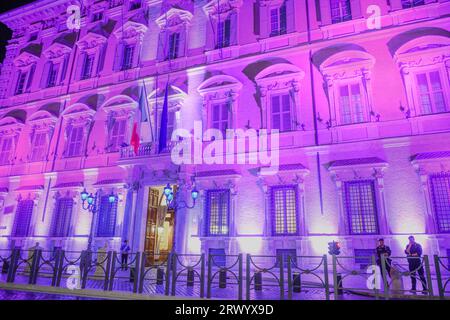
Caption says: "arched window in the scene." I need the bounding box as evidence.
[198,75,243,135]
[155,8,192,62]
[316,46,375,126]
[254,63,304,131]
[391,31,450,117]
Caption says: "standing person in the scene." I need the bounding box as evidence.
[376,238,392,282]
[405,236,427,293]
[120,240,131,271]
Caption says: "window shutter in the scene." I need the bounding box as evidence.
[40,61,51,88]
[253,2,260,35]
[97,44,106,74]
[229,13,237,46]
[157,31,167,62]
[319,0,332,26]
[74,52,86,80]
[286,0,296,33]
[259,5,269,38]
[350,0,361,19]
[26,64,35,91]
[59,54,69,84]
[178,29,187,58]
[113,42,123,71]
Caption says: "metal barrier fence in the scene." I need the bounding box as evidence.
[380,255,434,299]
[0,248,449,300]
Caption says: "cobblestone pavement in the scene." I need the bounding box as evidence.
[0,288,103,300]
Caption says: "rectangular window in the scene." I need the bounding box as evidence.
[339,83,365,125]
[205,189,230,236]
[271,94,292,132]
[211,102,229,136]
[96,195,118,237]
[401,0,425,9]
[81,54,94,80]
[47,63,59,88]
[271,186,298,236]
[51,197,73,237]
[66,126,84,157]
[109,119,127,152]
[0,137,13,165]
[343,180,379,235]
[12,199,34,237]
[217,18,231,49]
[270,3,287,37]
[416,71,447,115]
[168,32,180,60]
[30,132,47,162]
[15,71,27,95]
[330,0,352,24]
[430,173,450,233]
[122,45,134,70]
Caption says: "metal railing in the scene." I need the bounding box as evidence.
[434,255,450,299]
[0,248,449,300]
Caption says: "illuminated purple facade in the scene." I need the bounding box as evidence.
[0,0,449,265]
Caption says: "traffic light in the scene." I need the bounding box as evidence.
[328,241,341,255]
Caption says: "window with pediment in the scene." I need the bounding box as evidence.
[75,21,114,79]
[41,33,75,88]
[411,151,450,234]
[328,157,389,235]
[61,104,95,158]
[155,8,192,62]
[255,0,295,39]
[203,0,242,50]
[0,111,25,166]
[148,85,186,143]
[317,49,375,126]
[113,13,148,71]
[255,63,304,131]
[101,95,138,152]
[393,33,450,117]
[27,106,58,162]
[12,43,41,95]
[198,75,242,136]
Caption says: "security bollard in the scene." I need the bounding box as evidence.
[336,274,343,295]
[156,267,165,285]
[254,271,262,291]
[187,267,194,286]
[293,272,301,293]
[219,268,227,289]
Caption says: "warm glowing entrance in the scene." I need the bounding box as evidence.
[144,186,176,266]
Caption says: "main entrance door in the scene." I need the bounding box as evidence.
[144,186,176,266]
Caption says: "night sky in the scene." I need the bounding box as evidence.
[0,0,36,63]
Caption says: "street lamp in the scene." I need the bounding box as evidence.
[163,183,198,210]
[80,188,117,251]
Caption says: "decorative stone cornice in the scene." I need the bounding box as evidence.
[203,0,242,20]
[155,7,193,30]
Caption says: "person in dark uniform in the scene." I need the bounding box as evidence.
[405,236,427,293]
[376,238,392,281]
[120,240,131,271]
